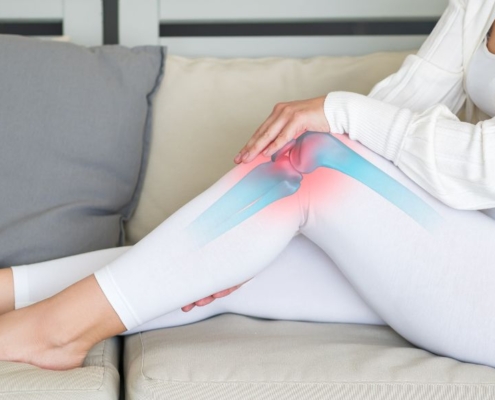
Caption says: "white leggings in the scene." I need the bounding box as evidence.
[11,133,495,368]
[13,235,386,335]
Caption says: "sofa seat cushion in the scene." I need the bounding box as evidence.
[0,337,120,400]
[124,314,495,400]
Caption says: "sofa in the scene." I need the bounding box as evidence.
[1,40,495,400]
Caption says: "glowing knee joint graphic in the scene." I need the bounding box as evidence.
[186,131,441,247]
[186,153,303,247]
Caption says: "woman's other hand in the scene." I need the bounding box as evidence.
[234,96,330,164]
[181,279,253,312]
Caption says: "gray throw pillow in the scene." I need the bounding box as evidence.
[0,34,166,267]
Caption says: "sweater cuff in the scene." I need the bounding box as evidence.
[323,91,413,163]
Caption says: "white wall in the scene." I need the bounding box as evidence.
[0,0,103,46]
[120,0,449,57]
[158,0,448,21]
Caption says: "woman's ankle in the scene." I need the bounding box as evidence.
[0,303,90,370]
[0,274,125,371]
[0,268,14,315]
[43,274,126,350]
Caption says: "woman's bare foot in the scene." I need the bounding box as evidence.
[0,268,14,315]
[0,304,88,370]
[0,275,126,370]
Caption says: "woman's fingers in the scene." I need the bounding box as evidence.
[242,118,292,163]
[261,118,302,158]
[234,96,329,164]
[181,294,222,312]
[181,304,195,312]
[211,278,252,299]
[195,296,215,306]
[211,288,234,298]
[181,279,254,312]
[248,105,283,146]
[212,284,242,298]
[244,103,284,148]
[235,103,287,163]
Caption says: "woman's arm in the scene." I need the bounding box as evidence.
[323,0,495,210]
[235,0,467,165]
[366,0,465,113]
[238,0,495,209]
[325,91,495,210]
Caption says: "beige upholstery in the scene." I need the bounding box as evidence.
[122,50,494,399]
[124,314,495,400]
[0,337,120,399]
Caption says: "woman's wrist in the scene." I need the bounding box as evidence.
[323,91,412,163]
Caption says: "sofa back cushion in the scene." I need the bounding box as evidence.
[125,51,414,244]
[0,35,165,266]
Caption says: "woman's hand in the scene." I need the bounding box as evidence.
[181,279,253,312]
[234,96,330,164]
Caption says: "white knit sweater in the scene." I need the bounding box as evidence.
[323,0,495,210]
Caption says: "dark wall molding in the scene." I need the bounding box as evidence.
[0,22,62,36]
[103,0,118,44]
[0,0,118,44]
[160,19,438,38]
[0,4,438,43]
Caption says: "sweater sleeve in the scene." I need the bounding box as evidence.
[324,91,495,210]
[322,0,495,210]
[366,0,466,113]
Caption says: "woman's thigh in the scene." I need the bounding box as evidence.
[298,132,495,367]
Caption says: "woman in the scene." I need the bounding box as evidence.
[0,0,494,371]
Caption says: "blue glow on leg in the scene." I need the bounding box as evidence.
[186,158,302,247]
[289,132,442,230]
[186,131,442,248]
[341,156,441,229]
